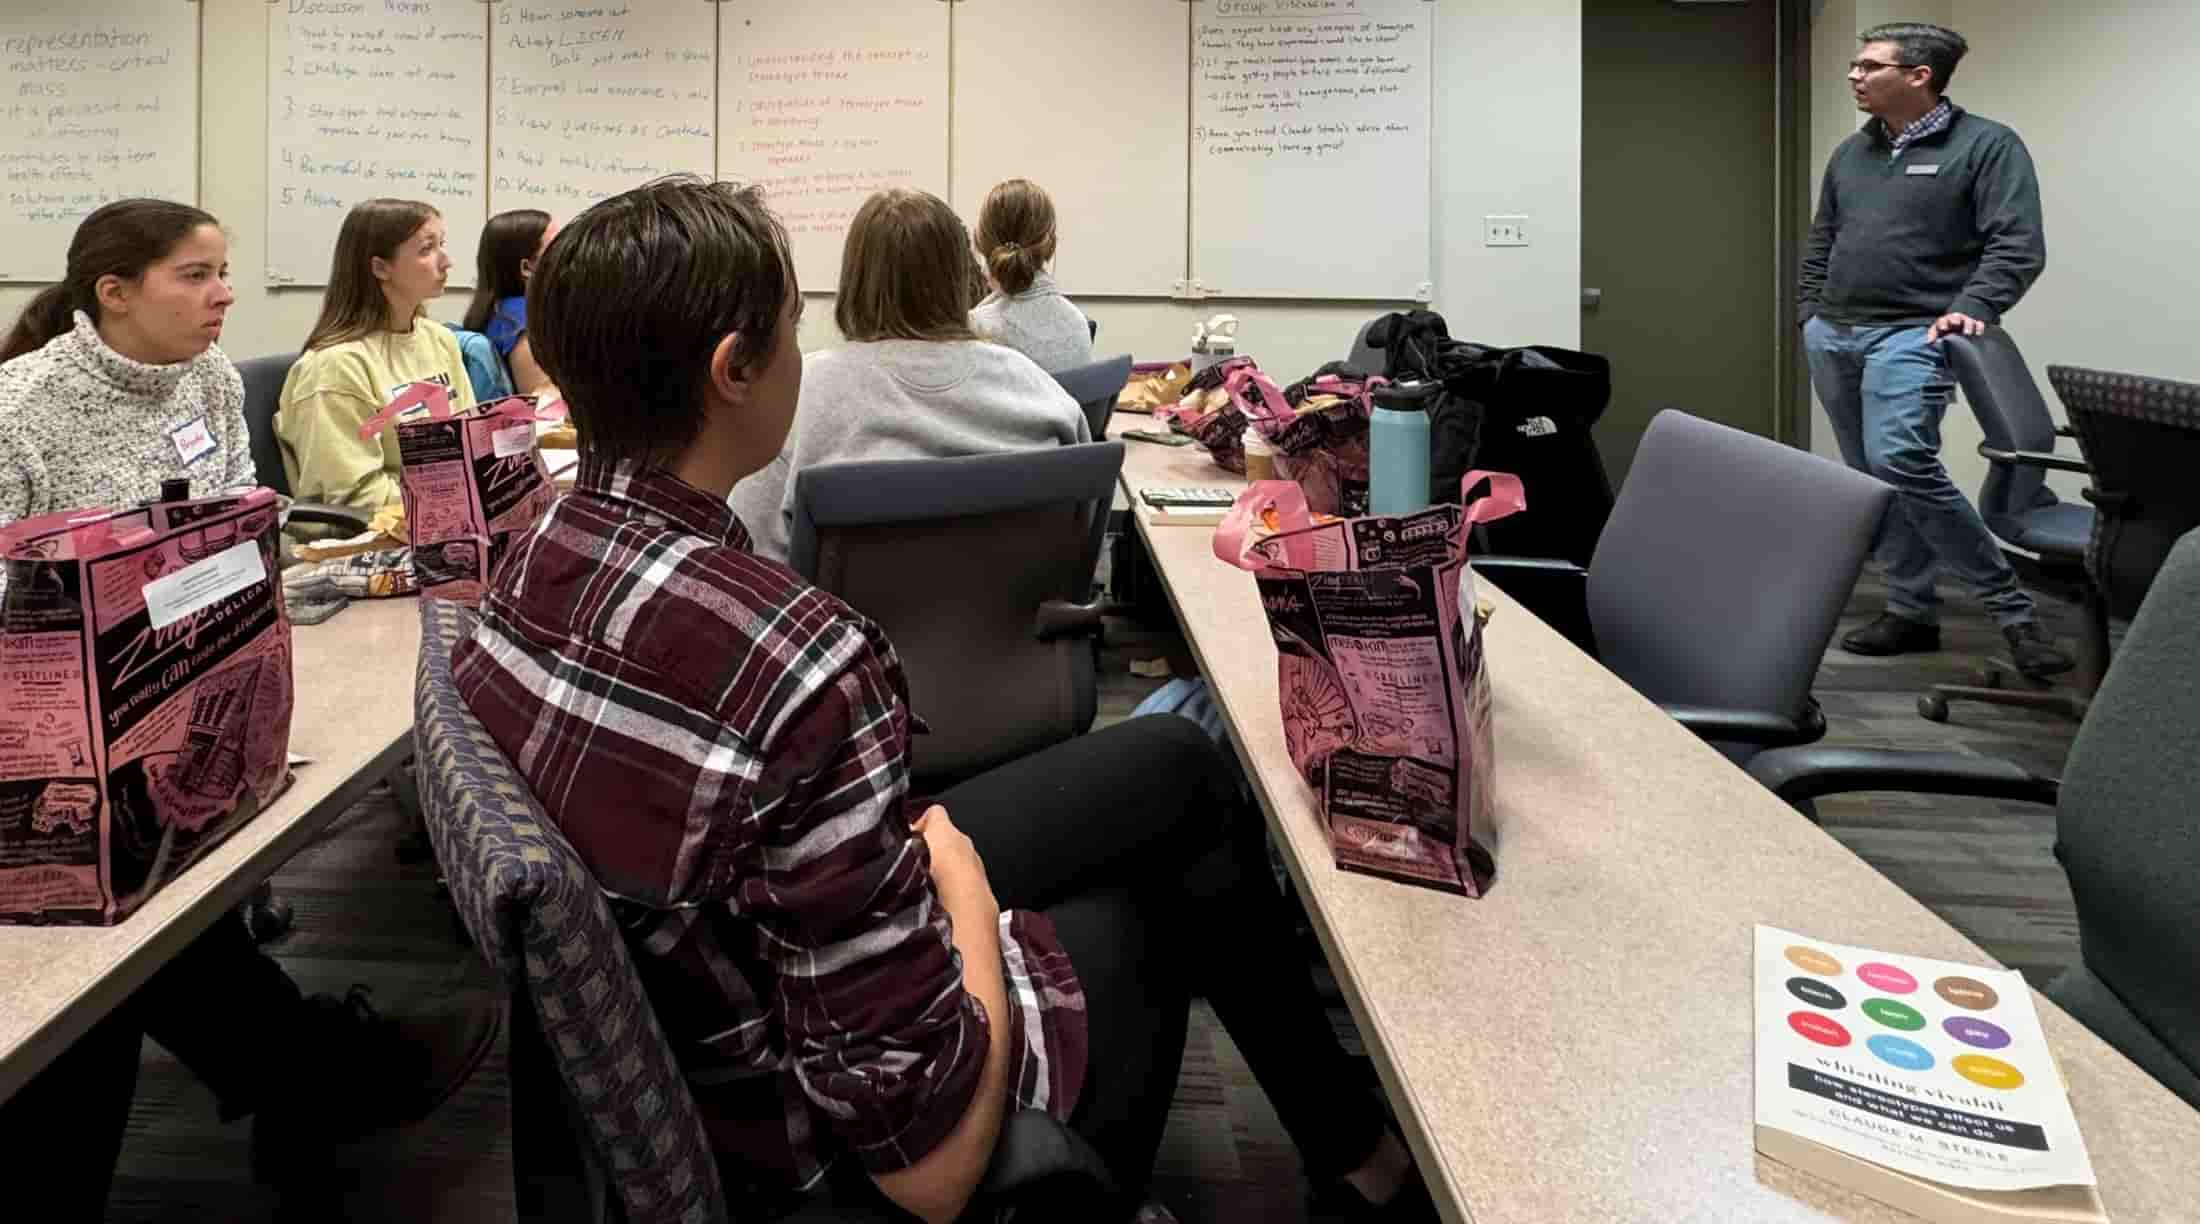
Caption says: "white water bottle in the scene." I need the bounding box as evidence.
[1190,313,1239,376]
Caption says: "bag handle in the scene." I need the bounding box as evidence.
[1221,364,1291,423]
[1459,470,1527,525]
[356,381,454,441]
[1211,479,1312,572]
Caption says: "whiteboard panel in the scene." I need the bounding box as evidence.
[490,0,716,220]
[266,0,488,288]
[718,1,948,294]
[952,0,1188,299]
[1191,0,1432,300]
[0,2,199,283]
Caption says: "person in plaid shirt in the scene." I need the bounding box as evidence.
[456,176,1432,1222]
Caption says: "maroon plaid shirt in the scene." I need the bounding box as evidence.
[453,457,1085,1204]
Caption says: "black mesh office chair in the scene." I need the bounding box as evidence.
[2048,365,2200,623]
[1918,330,2104,724]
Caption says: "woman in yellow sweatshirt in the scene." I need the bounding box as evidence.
[277,198,476,509]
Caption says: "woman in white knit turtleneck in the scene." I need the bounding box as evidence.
[0,200,254,531]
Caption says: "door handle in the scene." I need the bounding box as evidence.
[1581,288,1603,308]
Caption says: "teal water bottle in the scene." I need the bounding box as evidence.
[1369,380,1436,516]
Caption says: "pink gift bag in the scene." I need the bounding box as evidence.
[0,488,293,924]
[359,382,558,606]
[1214,473,1524,896]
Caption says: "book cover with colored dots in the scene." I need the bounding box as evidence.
[1753,926,2105,1223]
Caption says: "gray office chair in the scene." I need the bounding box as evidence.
[1472,409,1894,763]
[1919,330,2104,724]
[1750,529,2200,1109]
[788,443,1124,789]
[1052,353,1133,442]
[2049,365,2200,623]
[237,352,371,533]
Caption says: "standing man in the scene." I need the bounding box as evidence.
[1800,22,2071,678]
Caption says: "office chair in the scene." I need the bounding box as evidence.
[1918,330,2103,724]
[2049,364,2200,622]
[788,444,1123,790]
[1052,352,1134,443]
[236,352,373,533]
[1472,410,1893,764]
[415,601,1120,1223]
[1750,528,2200,1109]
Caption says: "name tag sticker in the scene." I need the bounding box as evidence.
[170,417,216,465]
[1906,164,1941,176]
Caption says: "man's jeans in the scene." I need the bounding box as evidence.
[1804,316,2033,627]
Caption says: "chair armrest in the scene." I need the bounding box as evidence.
[1747,747,2060,808]
[1977,443,2091,476]
[283,502,374,534]
[1035,599,1108,642]
[978,1108,1118,1208]
[1660,698,1827,748]
[1469,556,1595,655]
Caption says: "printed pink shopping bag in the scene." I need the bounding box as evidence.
[0,488,293,924]
[1214,473,1524,896]
[358,382,558,606]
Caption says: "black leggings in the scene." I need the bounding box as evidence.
[0,913,304,1220]
[942,714,1387,1196]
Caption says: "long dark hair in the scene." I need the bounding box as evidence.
[1,199,220,365]
[302,198,439,353]
[462,208,550,332]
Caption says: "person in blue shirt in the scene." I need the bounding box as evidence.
[460,209,556,396]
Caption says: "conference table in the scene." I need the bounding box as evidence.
[0,597,421,1102]
[1107,416,2200,1221]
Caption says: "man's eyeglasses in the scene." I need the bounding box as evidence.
[1848,59,1917,75]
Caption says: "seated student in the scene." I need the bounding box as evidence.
[277,198,477,510]
[458,175,1432,1223]
[970,179,1095,373]
[730,188,1086,561]
[0,198,499,1216]
[460,208,558,397]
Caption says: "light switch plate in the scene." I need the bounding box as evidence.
[1484,215,1528,247]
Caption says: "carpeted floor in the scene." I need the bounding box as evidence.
[99,573,2096,1222]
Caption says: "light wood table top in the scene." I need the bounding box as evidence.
[1111,418,2200,1222]
[0,597,422,1102]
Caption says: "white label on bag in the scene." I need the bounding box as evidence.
[492,423,534,458]
[144,539,265,629]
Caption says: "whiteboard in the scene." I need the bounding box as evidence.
[719,1,948,293]
[490,0,716,220]
[0,1,199,283]
[1191,0,1432,300]
[953,1,1188,298]
[266,0,488,288]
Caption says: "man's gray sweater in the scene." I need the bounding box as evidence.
[1800,103,2045,328]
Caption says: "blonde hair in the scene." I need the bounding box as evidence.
[303,198,439,352]
[834,189,978,343]
[975,179,1058,296]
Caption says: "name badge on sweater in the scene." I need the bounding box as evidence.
[1906,164,1941,175]
[170,417,215,466]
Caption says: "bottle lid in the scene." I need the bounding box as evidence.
[1372,378,1440,409]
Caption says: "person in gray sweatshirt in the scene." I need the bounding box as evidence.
[1799,21,2071,680]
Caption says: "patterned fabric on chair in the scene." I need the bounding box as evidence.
[415,599,729,1224]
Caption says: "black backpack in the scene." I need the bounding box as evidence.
[1352,312,1616,565]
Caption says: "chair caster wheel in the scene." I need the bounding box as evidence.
[1918,694,1950,723]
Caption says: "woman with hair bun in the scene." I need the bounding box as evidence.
[970,178,1093,373]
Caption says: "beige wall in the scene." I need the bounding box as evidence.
[1,0,1583,385]
[1806,2,2200,497]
